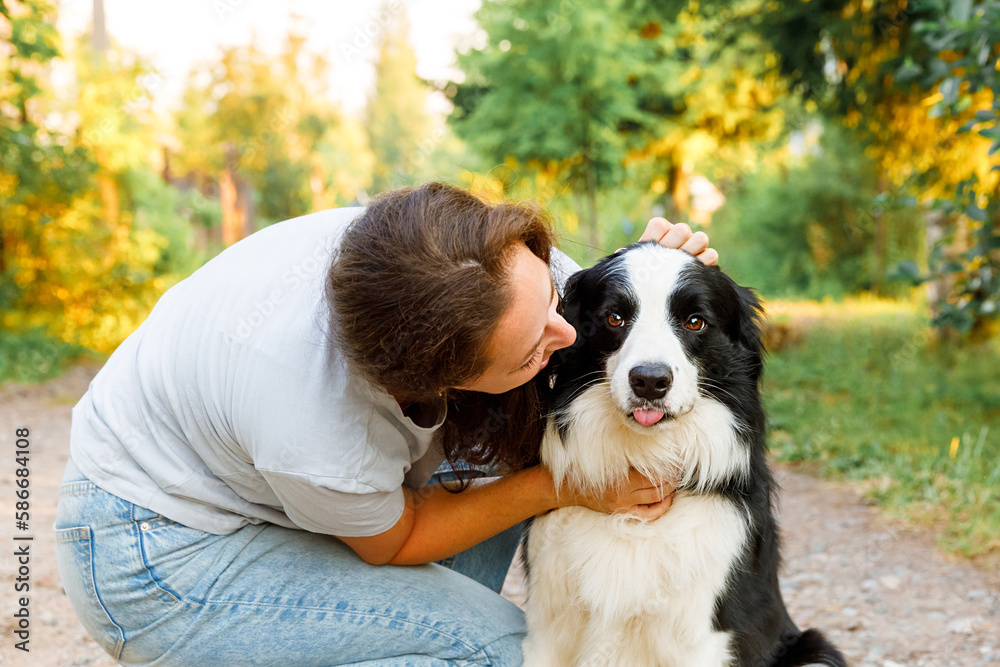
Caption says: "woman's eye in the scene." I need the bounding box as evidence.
[684,315,707,331]
[607,313,624,327]
[520,349,541,371]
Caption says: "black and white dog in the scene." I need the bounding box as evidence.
[522,242,846,667]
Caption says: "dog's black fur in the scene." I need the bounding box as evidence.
[524,242,847,667]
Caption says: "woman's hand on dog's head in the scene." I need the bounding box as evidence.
[558,467,676,521]
[617,217,719,267]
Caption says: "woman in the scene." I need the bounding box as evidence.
[54,182,717,665]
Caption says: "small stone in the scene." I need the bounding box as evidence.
[879,575,901,590]
[842,607,859,616]
[967,589,988,599]
[883,660,906,667]
[946,616,977,634]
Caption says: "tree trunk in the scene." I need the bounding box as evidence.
[584,161,600,253]
[91,0,108,53]
[220,143,254,245]
[666,159,689,225]
[924,205,950,322]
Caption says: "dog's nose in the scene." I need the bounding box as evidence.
[628,364,673,401]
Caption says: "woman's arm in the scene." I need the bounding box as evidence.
[336,465,674,566]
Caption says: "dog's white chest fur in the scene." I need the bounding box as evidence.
[523,493,748,667]
[522,385,752,667]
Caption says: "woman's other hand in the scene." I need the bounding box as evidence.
[622,217,719,266]
[558,467,676,521]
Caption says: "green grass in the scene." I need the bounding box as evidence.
[0,327,100,387]
[762,304,1000,567]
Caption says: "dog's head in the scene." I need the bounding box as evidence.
[543,242,765,440]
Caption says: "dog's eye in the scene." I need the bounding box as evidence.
[607,313,624,328]
[684,315,707,331]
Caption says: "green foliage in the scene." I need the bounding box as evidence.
[178,187,223,231]
[899,1,1000,332]
[254,153,312,227]
[449,0,660,248]
[709,125,922,299]
[1,4,207,352]
[449,0,789,258]
[892,175,999,334]
[173,18,373,225]
[0,0,95,223]
[765,309,1000,562]
[451,0,656,172]
[121,168,205,276]
[0,327,99,386]
[906,0,999,136]
[688,0,999,335]
[364,11,433,192]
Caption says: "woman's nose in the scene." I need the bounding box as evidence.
[553,314,577,348]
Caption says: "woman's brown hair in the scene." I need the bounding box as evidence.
[324,181,558,482]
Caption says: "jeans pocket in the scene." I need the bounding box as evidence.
[54,525,126,660]
[135,510,223,604]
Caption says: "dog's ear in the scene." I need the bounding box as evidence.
[734,284,766,372]
[558,268,586,330]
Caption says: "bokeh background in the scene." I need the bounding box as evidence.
[1,0,998,568]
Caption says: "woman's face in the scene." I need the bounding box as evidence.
[453,243,577,395]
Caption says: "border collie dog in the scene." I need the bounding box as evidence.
[523,243,846,667]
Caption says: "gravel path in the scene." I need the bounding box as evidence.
[1,364,996,666]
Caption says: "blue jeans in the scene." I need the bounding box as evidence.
[53,456,527,666]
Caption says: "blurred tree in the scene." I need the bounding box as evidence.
[173,16,374,235]
[709,123,924,298]
[679,0,998,332]
[899,1,999,336]
[448,0,656,254]
[364,5,433,193]
[1,0,93,310]
[446,0,786,260]
[0,0,178,353]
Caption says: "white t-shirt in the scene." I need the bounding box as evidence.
[69,206,582,537]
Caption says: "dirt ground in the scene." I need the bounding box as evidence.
[0,363,997,666]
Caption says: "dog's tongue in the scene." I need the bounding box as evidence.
[633,409,665,426]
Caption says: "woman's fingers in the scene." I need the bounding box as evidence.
[637,216,673,243]
[660,222,694,249]
[626,495,674,521]
[627,469,675,506]
[696,247,719,267]
[634,217,720,267]
[680,231,710,257]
